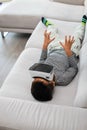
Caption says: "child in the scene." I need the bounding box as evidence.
[31,15,87,101]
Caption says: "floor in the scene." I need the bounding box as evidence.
[0,32,30,87]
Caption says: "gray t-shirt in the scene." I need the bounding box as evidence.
[39,49,78,86]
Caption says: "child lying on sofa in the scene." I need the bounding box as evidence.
[30,15,87,101]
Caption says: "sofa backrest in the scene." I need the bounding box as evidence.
[51,0,85,5]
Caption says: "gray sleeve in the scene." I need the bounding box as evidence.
[39,50,47,63]
[68,54,78,69]
[56,67,78,86]
[56,54,78,86]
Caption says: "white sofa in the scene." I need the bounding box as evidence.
[0,0,87,130]
[0,0,85,34]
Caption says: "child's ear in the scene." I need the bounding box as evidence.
[49,81,55,88]
[53,81,55,87]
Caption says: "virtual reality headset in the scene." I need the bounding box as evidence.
[29,63,54,81]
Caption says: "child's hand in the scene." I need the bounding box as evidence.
[60,36,75,56]
[43,30,55,50]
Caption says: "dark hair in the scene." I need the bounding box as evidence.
[31,80,54,101]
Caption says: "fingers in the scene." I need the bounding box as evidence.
[65,35,75,44]
[65,36,67,44]
[44,30,55,40]
[48,32,51,39]
[69,35,75,43]
[71,36,75,43]
[68,35,71,43]
[59,41,64,48]
[44,30,51,37]
[44,30,55,43]
[50,37,55,42]
[44,30,47,36]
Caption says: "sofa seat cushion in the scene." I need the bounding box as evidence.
[0,47,78,106]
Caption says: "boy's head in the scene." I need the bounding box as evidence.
[31,77,55,101]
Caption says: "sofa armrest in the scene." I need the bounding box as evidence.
[0,96,87,130]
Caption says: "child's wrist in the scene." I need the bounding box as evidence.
[66,50,72,57]
[43,43,48,50]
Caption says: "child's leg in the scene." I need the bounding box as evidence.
[71,15,87,56]
[41,17,62,53]
[47,25,63,54]
[71,25,85,56]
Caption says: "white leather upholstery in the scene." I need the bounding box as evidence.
[0,0,87,130]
